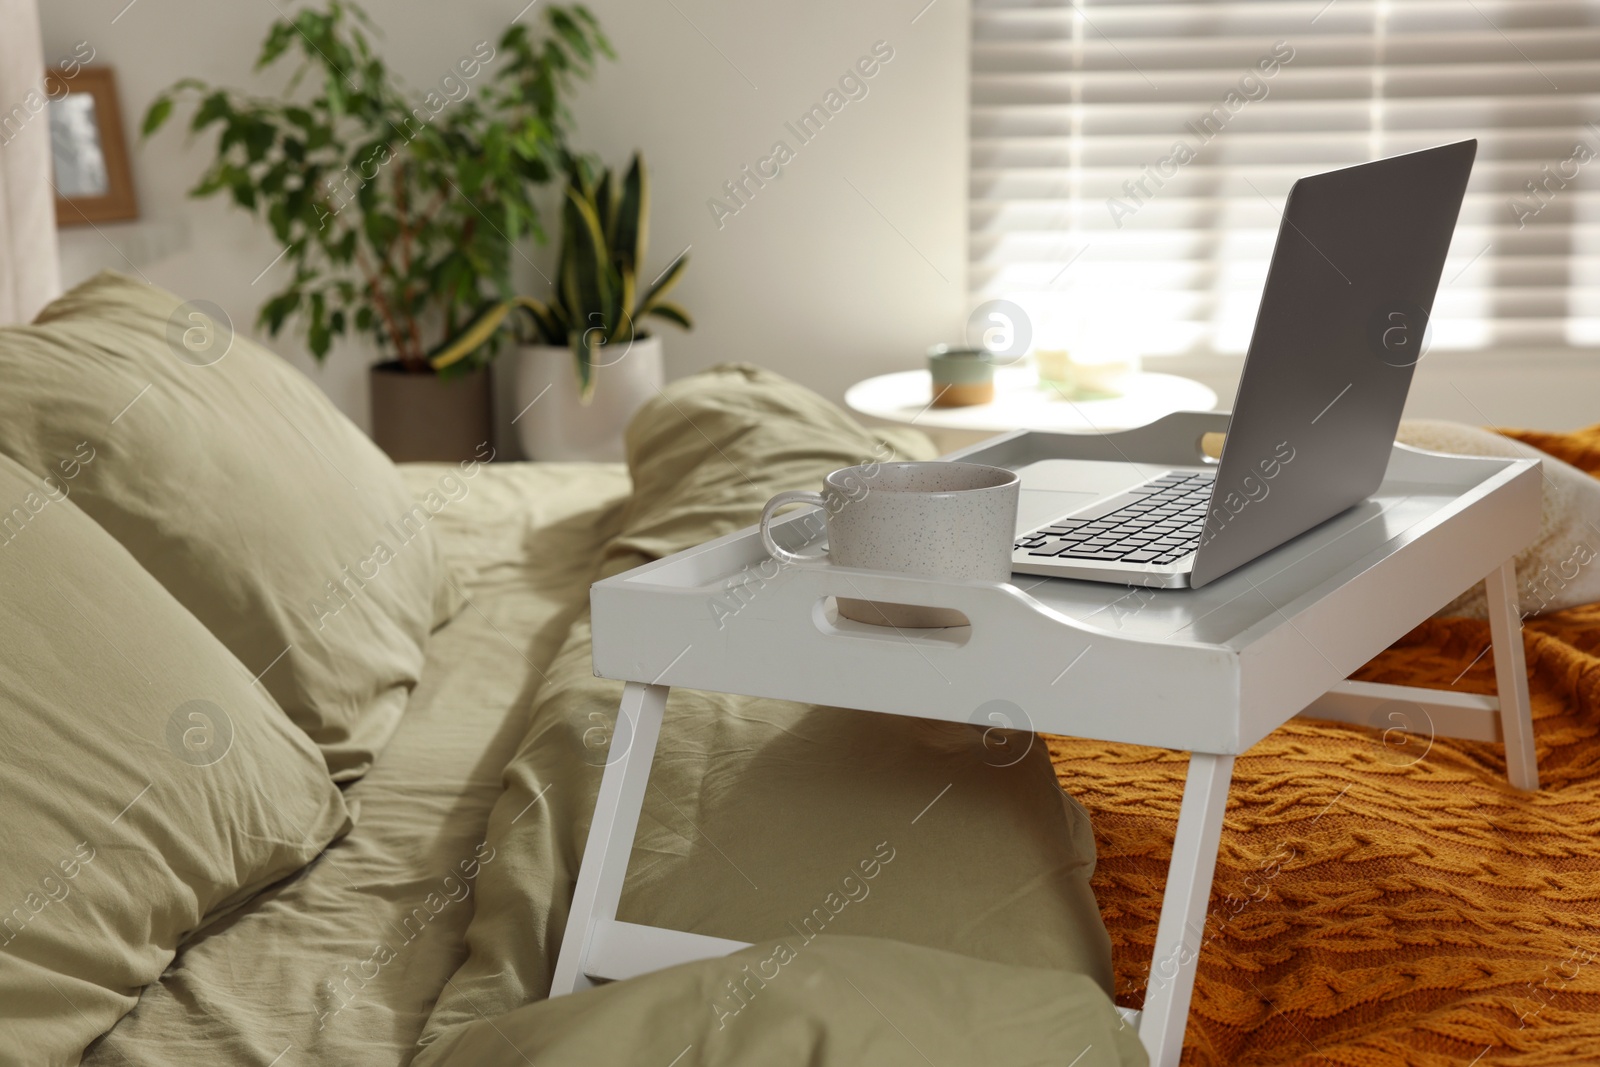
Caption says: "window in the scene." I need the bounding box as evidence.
[970,0,1600,361]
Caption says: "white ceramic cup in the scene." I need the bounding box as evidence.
[759,461,1021,628]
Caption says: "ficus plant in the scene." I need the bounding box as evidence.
[429,152,692,397]
[143,0,612,374]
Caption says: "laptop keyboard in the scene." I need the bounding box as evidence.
[1014,471,1216,566]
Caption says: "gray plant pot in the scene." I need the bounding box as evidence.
[368,361,492,463]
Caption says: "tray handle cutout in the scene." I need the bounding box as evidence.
[812,596,972,647]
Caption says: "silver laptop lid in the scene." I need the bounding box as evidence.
[1189,139,1477,588]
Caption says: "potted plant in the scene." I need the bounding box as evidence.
[429,153,691,461]
[142,0,612,461]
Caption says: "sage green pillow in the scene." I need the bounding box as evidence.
[0,452,351,1064]
[0,272,453,780]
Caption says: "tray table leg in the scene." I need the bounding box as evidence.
[1139,752,1234,1067]
[550,680,669,996]
[1485,558,1539,791]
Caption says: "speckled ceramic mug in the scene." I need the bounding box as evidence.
[759,461,1020,628]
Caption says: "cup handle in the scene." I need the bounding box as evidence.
[760,490,827,565]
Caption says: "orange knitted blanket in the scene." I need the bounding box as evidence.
[1050,425,1600,1066]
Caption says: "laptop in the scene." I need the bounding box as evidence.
[1010,139,1477,589]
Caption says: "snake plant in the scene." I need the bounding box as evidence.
[429,152,691,396]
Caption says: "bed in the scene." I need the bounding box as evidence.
[5,307,1593,1065]
[0,274,1139,1067]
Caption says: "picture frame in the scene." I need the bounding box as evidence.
[47,66,138,226]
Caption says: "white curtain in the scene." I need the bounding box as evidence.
[0,0,62,324]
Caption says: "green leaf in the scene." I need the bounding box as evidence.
[616,264,635,343]
[363,211,399,250]
[191,92,232,133]
[613,152,646,272]
[141,97,174,138]
[267,199,290,241]
[258,289,301,335]
[602,261,624,344]
[562,185,612,331]
[571,5,616,58]
[549,10,594,67]
[427,297,546,370]
[595,168,615,244]
[189,167,227,199]
[510,115,553,161]
[646,301,692,331]
[308,290,331,359]
[244,119,277,163]
[256,22,296,70]
[324,70,347,119]
[230,176,257,211]
[568,155,598,204]
[332,231,358,265]
[514,297,565,345]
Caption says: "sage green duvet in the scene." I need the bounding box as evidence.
[412,366,1145,1067]
[84,364,1142,1066]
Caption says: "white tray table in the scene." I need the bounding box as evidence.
[550,411,1543,1067]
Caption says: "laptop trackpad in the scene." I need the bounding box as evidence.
[1014,459,1163,534]
[1017,489,1101,533]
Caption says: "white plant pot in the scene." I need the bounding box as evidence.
[511,335,665,462]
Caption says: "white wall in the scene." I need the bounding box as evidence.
[43,0,970,433]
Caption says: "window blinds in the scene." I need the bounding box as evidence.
[970,0,1600,358]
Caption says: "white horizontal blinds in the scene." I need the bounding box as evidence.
[971,0,1600,356]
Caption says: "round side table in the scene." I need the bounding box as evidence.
[845,366,1219,452]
